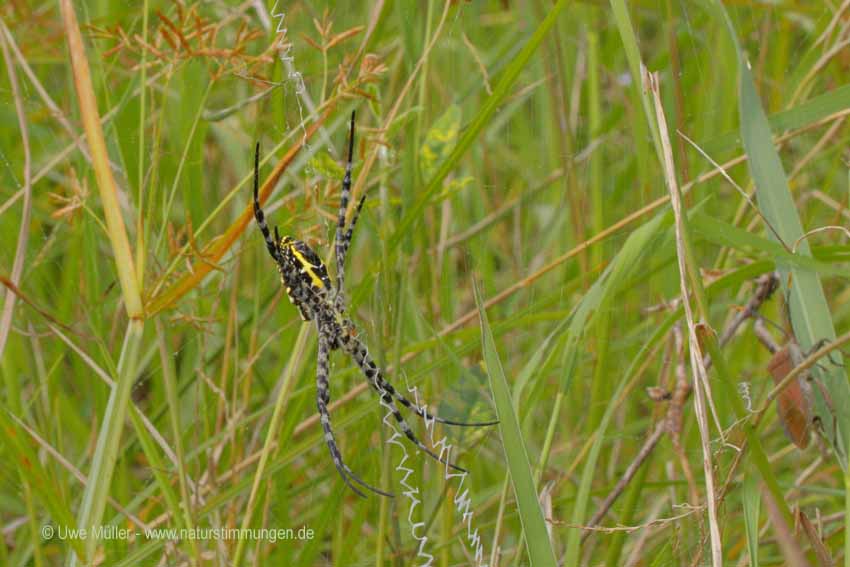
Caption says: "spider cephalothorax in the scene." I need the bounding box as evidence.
[252,111,497,497]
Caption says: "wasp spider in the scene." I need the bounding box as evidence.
[252,112,496,497]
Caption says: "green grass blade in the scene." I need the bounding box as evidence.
[845,461,850,567]
[70,321,144,566]
[742,467,760,567]
[474,279,557,567]
[512,315,572,409]
[690,213,846,277]
[702,83,850,154]
[156,319,197,558]
[713,0,850,465]
[563,212,668,565]
[232,323,311,566]
[125,406,194,561]
[388,0,571,253]
[608,0,662,163]
[0,408,86,560]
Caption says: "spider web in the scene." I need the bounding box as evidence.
[380,383,488,567]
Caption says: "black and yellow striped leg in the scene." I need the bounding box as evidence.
[341,194,366,261]
[334,194,366,314]
[347,334,498,429]
[334,111,356,311]
[252,142,282,263]
[331,113,368,314]
[317,326,394,498]
[345,337,471,473]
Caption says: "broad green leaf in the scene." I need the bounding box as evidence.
[474,279,557,567]
[713,0,850,466]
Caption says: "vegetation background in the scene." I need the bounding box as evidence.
[1,0,849,565]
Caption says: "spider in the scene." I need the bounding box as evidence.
[252,111,497,497]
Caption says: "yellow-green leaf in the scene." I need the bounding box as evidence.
[419,104,461,181]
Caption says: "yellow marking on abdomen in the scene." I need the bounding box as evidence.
[288,246,326,289]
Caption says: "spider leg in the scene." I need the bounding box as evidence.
[348,334,498,428]
[335,194,367,313]
[252,142,282,263]
[317,326,393,498]
[377,381,468,473]
[334,111,356,309]
[346,337,476,472]
[341,194,367,262]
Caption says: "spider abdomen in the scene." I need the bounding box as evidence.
[278,236,332,321]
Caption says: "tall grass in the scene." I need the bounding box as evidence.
[1,1,849,565]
